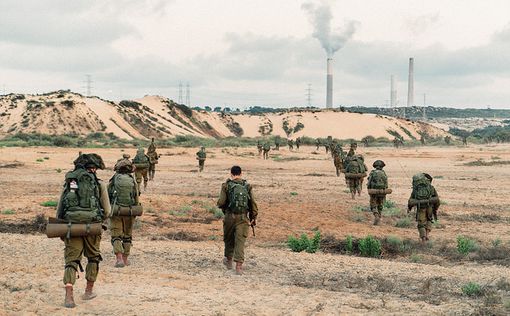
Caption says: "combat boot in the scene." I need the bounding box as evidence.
[235,262,243,275]
[425,229,431,241]
[64,284,76,308]
[373,214,381,226]
[223,257,233,270]
[115,253,125,268]
[122,254,130,266]
[82,281,97,300]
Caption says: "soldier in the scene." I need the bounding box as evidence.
[367,160,388,225]
[444,136,451,145]
[108,159,140,268]
[393,137,400,148]
[132,148,150,192]
[274,137,280,151]
[315,138,321,150]
[296,137,301,150]
[257,140,263,156]
[420,135,426,145]
[114,153,130,171]
[56,154,110,308]
[146,138,160,181]
[262,142,270,160]
[407,173,440,242]
[288,139,294,150]
[332,142,345,176]
[217,165,258,275]
[196,146,207,172]
[344,154,367,199]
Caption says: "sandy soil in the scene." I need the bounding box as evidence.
[1,144,510,315]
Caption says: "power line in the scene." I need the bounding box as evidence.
[185,82,191,107]
[178,81,183,104]
[84,74,93,97]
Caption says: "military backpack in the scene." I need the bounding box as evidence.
[109,174,137,207]
[60,168,104,223]
[197,150,206,160]
[227,180,250,214]
[345,156,362,174]
[368,169,387,189]
[411,173,433,200]
[133,151,149,169]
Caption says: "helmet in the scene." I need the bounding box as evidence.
[373,160,385,168]
[115,159,134,173]
[73,153,105,170]
[423,173,433,182]
[122,153,130,159]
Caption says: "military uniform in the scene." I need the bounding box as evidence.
[196,147,206,172]
[217,178,258,273]
[315,139,321,150]
[132,148,150,191]
[344,154,367,199]
[146,139,159,180]
[367,160,388,225]
[288,139,294,150]
[262,143,270,160]
[332,143,345,177]
[408,174,440,241]
[274,138,280,151]
[257,141,263,156]
[296,137,301,150]
[56,154,110,308]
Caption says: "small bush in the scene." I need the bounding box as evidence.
[457,235,478,255]
[2,209,15,215]
[55,168,62,173]
[346,235,353,253]
[410,253,422,263]
[287,231,321,253]
[395,217,412,228]
[491,238,502,247]
[290,192,298,196]
[358,235,381,258]
[40,200,58,207]
[383,199,396,209]
[36,158,44,162]
[461,282,483,297]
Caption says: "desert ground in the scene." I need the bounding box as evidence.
[1,143,510,315]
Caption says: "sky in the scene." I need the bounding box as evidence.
[1,0,510,109]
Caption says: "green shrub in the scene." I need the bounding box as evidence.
[358,235,381,258]
[287,231,321,253]
[461,282,483,297]
[395,217,412,228]
[56,168,62,173]
[457,235,478,255]
[346,235,353,253]
[36,158,44,162]
[40,200,58,207]
[290,192,298,196]
[383,199,396,209]
[410,253,422,263]
[1,209,15,215]
[492,238,502,247]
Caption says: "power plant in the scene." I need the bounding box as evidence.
[390,75,397,108]
[407,57,414,107]
[326,58,333,108]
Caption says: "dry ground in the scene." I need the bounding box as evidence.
[1,144,510,315]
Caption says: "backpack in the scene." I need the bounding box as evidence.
[345,157,362,174]
[368,170,387,189]
[263,143,270,151]
[133,152,149,169]
[60,168,103,223]
[411,173,433,200]
[227,180,250,214]
[109,174,136,207]
[197,150,206,159]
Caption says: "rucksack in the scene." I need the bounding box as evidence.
[411,173,433,200]
[109,174,136,207]
[368,170,387,189]
[227,180,250,214]
[133,152,149,169]
[60,168,103,223]
[345,157,362,174]
[263,143,270,151]
[197,150,206,159]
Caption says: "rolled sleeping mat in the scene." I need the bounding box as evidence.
[46,217,102,238]
[112,205,143,217]
[408,197,440,207]
[134,163,149,169]
[368,188,393,195]
[344,172,367,179]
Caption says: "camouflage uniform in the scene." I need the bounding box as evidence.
[132,148,150,191]
[257,141,263,156]
[288,139,294,150]
[367,160,388,225]
[146,139,159,181]
[196,147,207,172]
[262,143,270,160]
[56,154,110,308]
[344,154,367,199]
[274,138,280,151]
[217,177,258,270]
[408,174,440,241]
[315,139,321,150]
[295,137,301,150]
[332,143,345,176]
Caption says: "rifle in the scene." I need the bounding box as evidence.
[250,223,256,237]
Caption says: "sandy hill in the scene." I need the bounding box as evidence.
[0,91,447,140]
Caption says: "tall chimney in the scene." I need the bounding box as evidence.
[390,75,397,108]
[407,57,414,108]
[326,57,333,108]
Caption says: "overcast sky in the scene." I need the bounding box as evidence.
[1,0,509,108]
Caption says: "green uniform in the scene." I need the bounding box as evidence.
[262,143,270,160]
[332,144,345,176]
[133,149,150,191]
[196,148,206,172]
[288,140,294,150]
[257,142,263,155]
[367,168,388,220]
[146,144,159,181]
[217,179,258,263]
[57,179,110,285]
[108,173,139,256]
[409,186,439,240]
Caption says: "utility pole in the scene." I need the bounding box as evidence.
[306,83,312,107]
[178,81,183,104]
[85,74,93,97]
[185,82,191,107]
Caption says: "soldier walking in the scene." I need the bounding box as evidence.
[367,160,389,225]
[146,138,160,181]
[56,154,110,308]
[217,166,258,275]
[262,142,270,160]
[407,173,440,242]
[196,146,207,172]
[132,148,150,192]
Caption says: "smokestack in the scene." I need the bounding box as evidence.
[326,57,333,108]
[407,57,414,108]
[390,75,397,108]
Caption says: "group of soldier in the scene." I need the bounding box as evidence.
[54,135,440,309]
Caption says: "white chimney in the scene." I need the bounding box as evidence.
[407,57,414,107]
[326,58,333,108]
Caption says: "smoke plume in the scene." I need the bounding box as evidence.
[302,1,358,57]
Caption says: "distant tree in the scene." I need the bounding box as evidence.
[224,107,231,112]
[213,107,222,112]
[204,106,212,112]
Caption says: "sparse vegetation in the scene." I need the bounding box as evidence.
[40,200,58,207]
[358,235,381,258]
[457,235,478,255]
[2,209,15,215]
[395,217,412,228]
[461,282,483,297]
[287,231,321,253]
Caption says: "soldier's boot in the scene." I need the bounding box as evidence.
[351,191,355,200]
[81,281,97,300]
[235,262,243,275]
[122,254,130,266]
[114,253,125,268]
[336,169,340,177]
[143,181,147,191]
[373,214,381,226]
[64,284,76,308]
[425,229,431,241]
[223,257,233,270]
